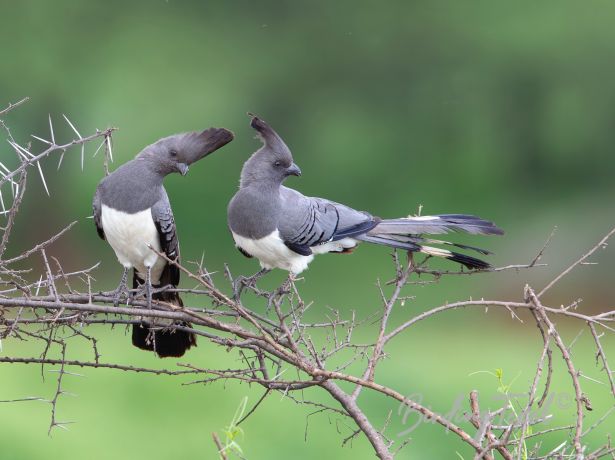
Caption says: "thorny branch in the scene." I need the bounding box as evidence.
[1,102,614,459]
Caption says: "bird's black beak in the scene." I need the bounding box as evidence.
[178,163,189,176]
[287,163,302,177]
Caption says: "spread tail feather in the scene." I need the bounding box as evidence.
[356,234,491,270]
[356,213,502,269]
[131,272,197,358]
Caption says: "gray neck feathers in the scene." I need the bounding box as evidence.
[98,159,166,213]
[228,182,281,238]
[239,149,265,188]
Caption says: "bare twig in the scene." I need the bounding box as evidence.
[589,322,615,398]
[0,97,29,117]
[538,226,615,298]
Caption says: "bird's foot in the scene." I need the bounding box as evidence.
[134,266,153,310]
[266,274,296,310]
[111,268,129,308]
[110,287,128,308]
[232,268,270,301]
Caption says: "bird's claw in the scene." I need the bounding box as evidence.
[111,286,128,308]
[111,268,129,308]
[232,268,271,301]
[266,275,295,311]
[232,275,254,301]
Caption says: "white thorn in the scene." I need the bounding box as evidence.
[48,114,55,145]
[92,138,105,157]
[106,135,113,162]
[0,160,12,174]
[31,134,52,145]
[8,140,35,159]
[62,114,85,171]
[8,141,29,161]
[36,160,50,196]
[62,114,82,139]
[35,275,43,296]
[57,151,65,170]
[0,166,18,191]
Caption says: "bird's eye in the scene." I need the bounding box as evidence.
[170,150,178,158]
[274,160,281,167]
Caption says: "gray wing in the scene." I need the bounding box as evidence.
[151,190,180,286]
[92,186,105,240]
[278,187,379,256]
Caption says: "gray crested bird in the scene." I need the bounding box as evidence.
[93,127,234,357]
[227,115,503,283]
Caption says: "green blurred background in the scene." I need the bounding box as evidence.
[2,1,614,458]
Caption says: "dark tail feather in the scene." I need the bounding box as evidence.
[356,234,491,270]
[381,234,493,255]
[131,319,197,358]
[131,272,197,358]
[418,245,491,270]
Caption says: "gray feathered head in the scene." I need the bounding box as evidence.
[240,114,301,187]
[137,127,234,176]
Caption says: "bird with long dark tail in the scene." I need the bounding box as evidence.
[227,115,503,293]
[93,127,234,357]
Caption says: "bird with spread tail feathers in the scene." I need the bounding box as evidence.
[93,127,234,357]
[227,115,503,287]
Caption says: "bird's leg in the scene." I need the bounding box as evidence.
[145,265,152,311]
[144,265,158,352]
[267,273,296,310]
[111,267,129,308]
[232,268,271,301]
[279,272,295,293]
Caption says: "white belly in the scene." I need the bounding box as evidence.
[232,230,314,274]
[231,231,360,274]
[101,204,165,284]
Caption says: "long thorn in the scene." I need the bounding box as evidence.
[57,151,65,170]
[62,115,84,171]
[36,161,50,196]
[106,135,113,162]
[31,134,52,145]
[48,114,55,145]
[92,139,105,157]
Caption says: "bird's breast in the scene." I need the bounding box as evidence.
[231,230,313,274]
[101,204,164,283]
